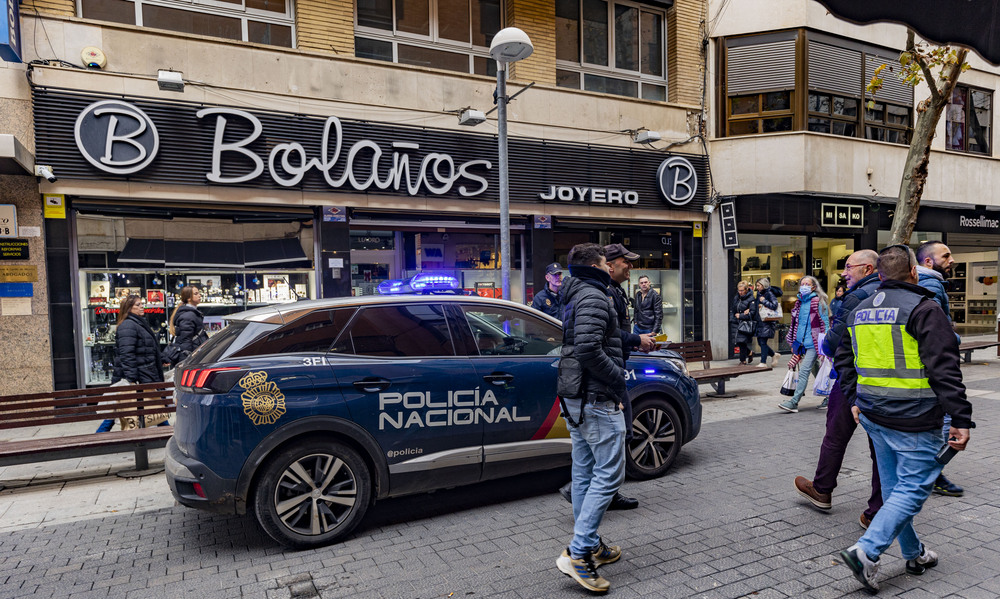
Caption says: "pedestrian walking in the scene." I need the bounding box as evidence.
[793,250,883,528]
[167,286,209,365]
[531,262,564,319]
[632,275,662,335]
[731,280,757,364]
[753,277,782,367]
[830,283,846,318]
[915,240,965,498]
[97,295,165,433]
[554,243,628,593]
[777,276,829,412]
[836,244,974,593]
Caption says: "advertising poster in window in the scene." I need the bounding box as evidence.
[90,282,110,304]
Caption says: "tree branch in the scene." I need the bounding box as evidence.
[907,29,941,104]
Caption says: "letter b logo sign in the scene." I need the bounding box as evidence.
[75,100,160,175]
[657,157,697,206]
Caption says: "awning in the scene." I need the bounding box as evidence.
[0,134,33,175]
[118,238,308,269]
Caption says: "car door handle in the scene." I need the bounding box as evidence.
[353,378,391,393]
[483,372,514,385]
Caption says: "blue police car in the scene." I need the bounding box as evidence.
[166,275,701,548]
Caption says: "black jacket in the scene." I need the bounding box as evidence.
[173,304,208,353]
[557,266,626,404]
[835,280,974,432]
[531,285,563,319]
[821,272,880,358]
[730,291,757,342]
[112,314,165,384]
[609,280,642,363]
[633,288,663,333]
[754,286,782,339]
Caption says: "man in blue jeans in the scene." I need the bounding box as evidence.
[554,243,627,593]
[835,245,974,593]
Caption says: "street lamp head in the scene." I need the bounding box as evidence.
[490,27,533,63]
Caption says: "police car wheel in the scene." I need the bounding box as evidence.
[253,440,372,548]
[625,398,682,480]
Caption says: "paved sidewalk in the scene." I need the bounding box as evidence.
[1,341,997,598]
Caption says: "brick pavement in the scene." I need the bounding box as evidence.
[1,351,998,598]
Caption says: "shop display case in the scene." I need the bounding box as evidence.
[79,269,315,386]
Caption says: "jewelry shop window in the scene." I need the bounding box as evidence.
[354,0,502,75]
[80,0,294,47]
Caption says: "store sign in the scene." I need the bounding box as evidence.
[0,204,15,237]
[538,186,639,205]
[0,265,37,282]
[720,201,739,249]
[0,0,21,63]
[959,214,1000,229]
[657,157,698,206]
[75,101,160,175]
[0,238,28,260]
[821,203,864,228]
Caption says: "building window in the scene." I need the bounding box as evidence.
[728,91,793,135]
[354,0,502,76]
[80,0,294,47]
[555,0,667,101]
[947,85,992,155]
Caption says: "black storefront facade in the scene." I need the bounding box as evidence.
[33,87,712,388]
[729,193,1000,356]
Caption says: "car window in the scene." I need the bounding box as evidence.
[331,304,455,357]
[460,305,562,356]
[232,308,356,357]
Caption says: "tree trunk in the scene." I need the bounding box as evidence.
[887,49,968,245]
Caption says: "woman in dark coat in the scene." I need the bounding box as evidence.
[97,295,164,432]
[754,277,783,367]
[730,280,757,364]
[169,286,208,362]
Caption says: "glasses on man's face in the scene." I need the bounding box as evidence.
[843,263,866,271]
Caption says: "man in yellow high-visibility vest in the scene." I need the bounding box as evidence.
[834,244,974,594]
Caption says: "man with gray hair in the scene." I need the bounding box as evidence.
[835,244,973,593]
[794,249,883,528]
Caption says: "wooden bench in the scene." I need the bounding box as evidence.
[958,340,1000,364]
[0,382,175,474]
[664,340,772,397]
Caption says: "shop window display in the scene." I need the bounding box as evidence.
[736,235,808,354]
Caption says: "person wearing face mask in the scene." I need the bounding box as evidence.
[778,276,830,413]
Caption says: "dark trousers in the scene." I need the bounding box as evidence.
[735,340,752,362]
[756,337,773,364]
[813,380,883,519]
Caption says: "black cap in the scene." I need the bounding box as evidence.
[604,243,639,262]
[545,262,563,275]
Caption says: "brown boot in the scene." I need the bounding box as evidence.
[794,476,832,510]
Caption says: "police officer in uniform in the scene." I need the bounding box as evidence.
[835,244,974,593]
[531,262,564,319]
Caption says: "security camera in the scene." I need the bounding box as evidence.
[34,165,57,183]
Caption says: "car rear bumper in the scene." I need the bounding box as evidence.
[165,436,239,514]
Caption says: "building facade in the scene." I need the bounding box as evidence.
[1,0,713,391]
[705,0,1000,358]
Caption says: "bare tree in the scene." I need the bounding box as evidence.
[869,31,969,245]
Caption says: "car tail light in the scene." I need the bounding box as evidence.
[180,367,243,393]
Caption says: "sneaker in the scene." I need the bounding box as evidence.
[557,550,610,593]
[592,538,622,566]
[757,362,769,367]
[933,474,963,497]
[818,398,829,409]
[859,513,871,530]
[778,400,799,413]
[905,545,938,575]
[794,476,832,510]
[840,544,880,593]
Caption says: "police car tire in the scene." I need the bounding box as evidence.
[253,440,372,549]
[625,397,683,480]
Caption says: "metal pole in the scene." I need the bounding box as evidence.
[497,63,511,301]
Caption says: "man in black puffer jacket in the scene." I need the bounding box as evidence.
[554,243,627,593]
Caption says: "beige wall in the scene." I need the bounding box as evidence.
[0,179,54,395]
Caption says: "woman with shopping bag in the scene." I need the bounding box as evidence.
[777,276,829,413]
[754,277,783,367]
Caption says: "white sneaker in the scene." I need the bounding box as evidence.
[757,362,769,367]
[840,544,880,592]
[906,545,938,575]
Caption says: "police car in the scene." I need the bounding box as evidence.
[165,274,701,548]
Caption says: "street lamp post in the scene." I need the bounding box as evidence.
[489,27,533,301]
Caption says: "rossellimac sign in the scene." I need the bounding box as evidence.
[33,88,709,211]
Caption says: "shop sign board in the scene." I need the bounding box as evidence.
[0,238,28,260]
[821,203,864,228]
[958,214,1000,230]
[0,282,32,296]
[0,204,15,237]
[720,201,739,249]
[0,265,37,282]
[0,0,22,63]
[34,90,711,212]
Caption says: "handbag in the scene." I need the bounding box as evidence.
[780,368,798,396]
[758,304,783,321]
[813,357,834,396]
[163,342,187,365]
[737,319,756,334]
